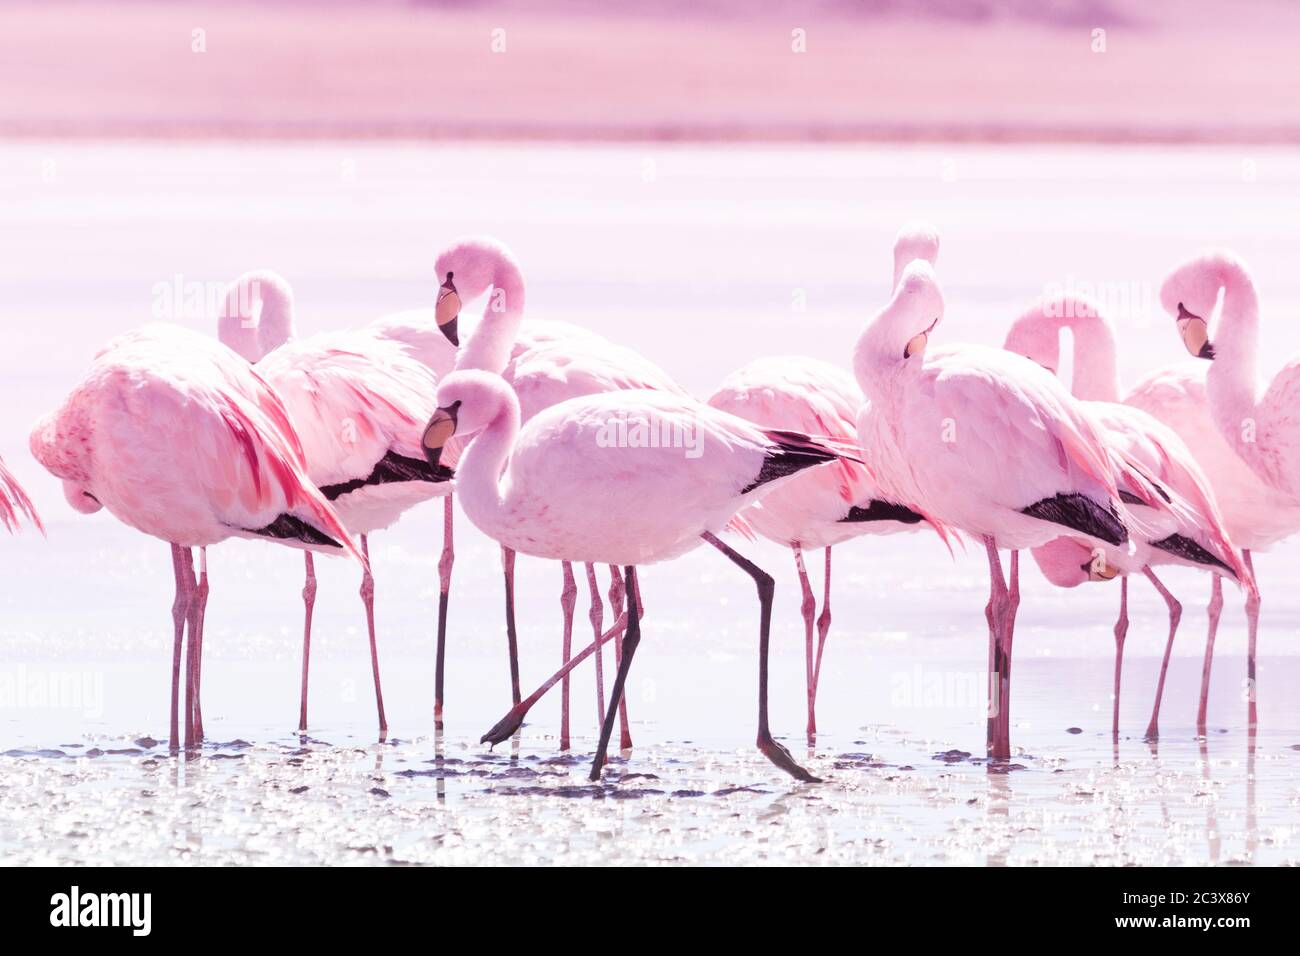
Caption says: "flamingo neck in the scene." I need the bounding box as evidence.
[1064,313,1122,403]
[455,387,520,541]
[1205,263,1264,464]
[456,265,526,376]
[218,273,296,362]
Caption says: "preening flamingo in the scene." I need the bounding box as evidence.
[220,272,452,735]
[422,370,851,782]
[0,456,41,534]
[854,261,1192,760]
[433,237,688,751]
[1160,249,1300,729]
[30,324,360,751]
[1004,294,1248,740]
[707,358,923,741]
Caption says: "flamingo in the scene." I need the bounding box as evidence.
[700,224,939,741]
[219,272,452,735]
[0,456,41,534]
[1004,294,1249,740]
[421,370,855,781]
[707,359,924,741]
[854,259,1196,760]
[29,324,360,751]
[1159,249,1300,729]
[431,237,688,751]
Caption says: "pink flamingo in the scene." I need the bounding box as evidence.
[219,272,452,736]
[30,324,360,751]
[854,260,1194,761]
[432,237,687,751]
[1004,294,1249,740]
[422,370,852,782]
[1159,249,1300,729]
[707,358,924,741]
[701,224,939,741]
[0,456,41,534]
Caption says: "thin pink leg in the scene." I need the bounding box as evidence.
[559,561,577,750]
[179,547,198,751]
[999,550,1021,758]
[584,563,606,729]
[603,565,624,724]
[501,546,522,705]
[793,546,816,741]
[480,608,629,745]
[982,537,1010,761]
[435,494,454,728]
[190,546,209,742]
[1197,573,1224,735]
[168,544,191,754]
[1243,550,1259,730]
[1112,576,1129,740]
[812,546,833,709]
[359,535,388,737]
[299,552,317,732]
[1143,565,1182,742]
[618,570,642,751]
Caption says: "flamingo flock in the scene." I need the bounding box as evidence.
[13,228,1294,782]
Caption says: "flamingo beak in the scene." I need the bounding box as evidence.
[422,401,460,471]
[903,319,937,360]
[436,272,461,347]
[1083,555,1119,582]
[1176,304,1214,360]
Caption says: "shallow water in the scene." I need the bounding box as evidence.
[2,142,1300,864]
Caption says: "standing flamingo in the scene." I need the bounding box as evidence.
[30,324,361,751]
[0,456,41,534]
[1004,294,1248,740]
[422,370,853,781]
[219,272,451,735]
[854,260,1192,760]
[431,237,688,751]
[1159,249,1300,729]
[707,359,923,741]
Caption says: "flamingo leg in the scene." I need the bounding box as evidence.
[1112,576,1129,740]
[434,494,454,729]
[501,546,522,705]
[190,546,209,743]
[793,546,817,741]
[1243,550,1259,730]
[559,561,577,750]
[703,532,820,783]
[982,537,1009,760]
[1197,573,1224,735]
[359,535,388,738]
[299,552,317,733]
[168,544,191,754]
[480,609,628,746]
[618,571,642,751]
[1143,566,1182,742]
[999,550,1020,758]
[178,547,198,751]
[584,563,606,729]
[602,565,624,723]
[812,545,833,708]
[590,567,642,781]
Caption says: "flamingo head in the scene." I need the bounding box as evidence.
[1159,252,1250,361]
[217,270,296,363]
[422,369,510,469]
[61,480,103,515]
[1003,294,1104,376]
[1033,537,1118,587]
[862,258,944,373]
[434,271,460,346]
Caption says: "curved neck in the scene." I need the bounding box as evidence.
[455,264,526,376]
[1064,313,1121,403]
[1205,263,1264,463]
[218,273,295,362]
[454,389,520,538]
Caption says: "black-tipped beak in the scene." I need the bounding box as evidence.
[422,401,460,471]
[1176,304,1214,361]
[1198,340,1216,360]
[436,271,461,346]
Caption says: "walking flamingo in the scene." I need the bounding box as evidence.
[219,272,452,735]
[1159,249,1300,728]
[854,260,1195,760]
[29,324,360,751]
[707,359,923,741]
[422,370,853,781]
[1004,294,1248,740]
[0,456,41,534]
[431,237,688,751]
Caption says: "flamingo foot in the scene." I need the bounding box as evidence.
[480,704,527,746]
[758,734,822,783]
